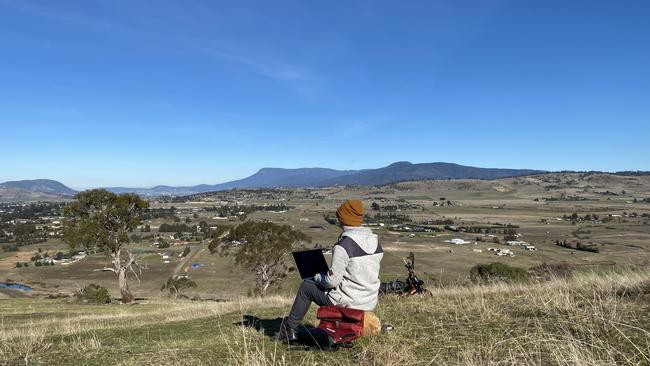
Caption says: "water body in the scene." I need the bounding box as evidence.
[0,282,32,291]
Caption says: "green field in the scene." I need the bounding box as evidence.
[2,270,649,365]
[2,173,650,299]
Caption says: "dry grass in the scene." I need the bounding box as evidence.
[1,271,649,365]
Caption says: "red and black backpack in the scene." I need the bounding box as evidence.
[299,306,365,350]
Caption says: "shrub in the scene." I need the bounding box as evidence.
[75,284,111,304]
[470,262,530,284]
[529,262,574,281]
[161,276,197,299]
[2,244,19,252]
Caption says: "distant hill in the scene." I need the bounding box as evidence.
[106,167,361,196]
[0,179,77,195]
[319,161,543,186]
[105,162,545,196]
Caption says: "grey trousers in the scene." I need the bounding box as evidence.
[286,280,333,330]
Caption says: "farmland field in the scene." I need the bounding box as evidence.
[1,172,650,299]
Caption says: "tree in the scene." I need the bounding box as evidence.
[209,221,311,297]
[63,189,149,303]
[161,276,197,299]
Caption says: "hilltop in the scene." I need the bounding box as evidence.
[0,179,76,195]
[1,170,650,365]
[1,269,649,365]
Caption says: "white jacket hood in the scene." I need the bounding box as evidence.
[341,226,379,254]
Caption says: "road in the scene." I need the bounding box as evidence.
[172,245,203,277]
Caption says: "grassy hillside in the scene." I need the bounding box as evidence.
[2,269,649,365]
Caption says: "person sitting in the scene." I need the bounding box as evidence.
[275,199,383,341]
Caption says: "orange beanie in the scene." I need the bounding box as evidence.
[336,199,364,227]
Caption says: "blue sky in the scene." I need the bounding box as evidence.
[1,0,649,189]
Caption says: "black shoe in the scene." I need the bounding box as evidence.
[381,322,394,332]
[273,324,298,343]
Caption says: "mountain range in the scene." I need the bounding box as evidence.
[0,162,545,198]
[0,179,77,195]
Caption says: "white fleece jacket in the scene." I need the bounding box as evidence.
[313,226,383,311]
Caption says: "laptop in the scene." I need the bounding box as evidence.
[292,249,329,279]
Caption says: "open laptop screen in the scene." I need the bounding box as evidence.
[292,249,329,279]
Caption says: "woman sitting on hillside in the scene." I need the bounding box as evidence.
[274,199,383,342]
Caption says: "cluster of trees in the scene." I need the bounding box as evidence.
[370,202,420,211]
[13,223,48,246]
[475,235,501,244]
[555,239,600,253]
[1,223,28,243]
[6,223,48,247]
[503,228,519,242]
[420,218,454,225]
[204,203,293,219]
[364,212,412,224]
[563,213,601,222]
[464,226,513,234]
[139,207,176,220]
[595,190,623,196]
[0,202,65,222]
[158,223,193,233]
[0,203,65,246]
[172,188,302,203]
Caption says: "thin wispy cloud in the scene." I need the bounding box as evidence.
[197,44,324,97]
[1,0,324,97]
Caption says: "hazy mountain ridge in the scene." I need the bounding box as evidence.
[319,161,543,186]
[0,179,77,195]
[101,162,545,196]
[1,162,547,198]
[18,162,648,198]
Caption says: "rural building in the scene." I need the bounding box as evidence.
[446,238,471,245]
[506,240,529,246]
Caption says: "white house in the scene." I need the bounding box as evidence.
[445,238,471,245]
[506,240,529,246]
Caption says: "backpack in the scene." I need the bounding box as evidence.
[298,306,365,350]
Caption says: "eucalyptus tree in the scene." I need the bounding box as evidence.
[63,189,149,303]
[209,221,311,297]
